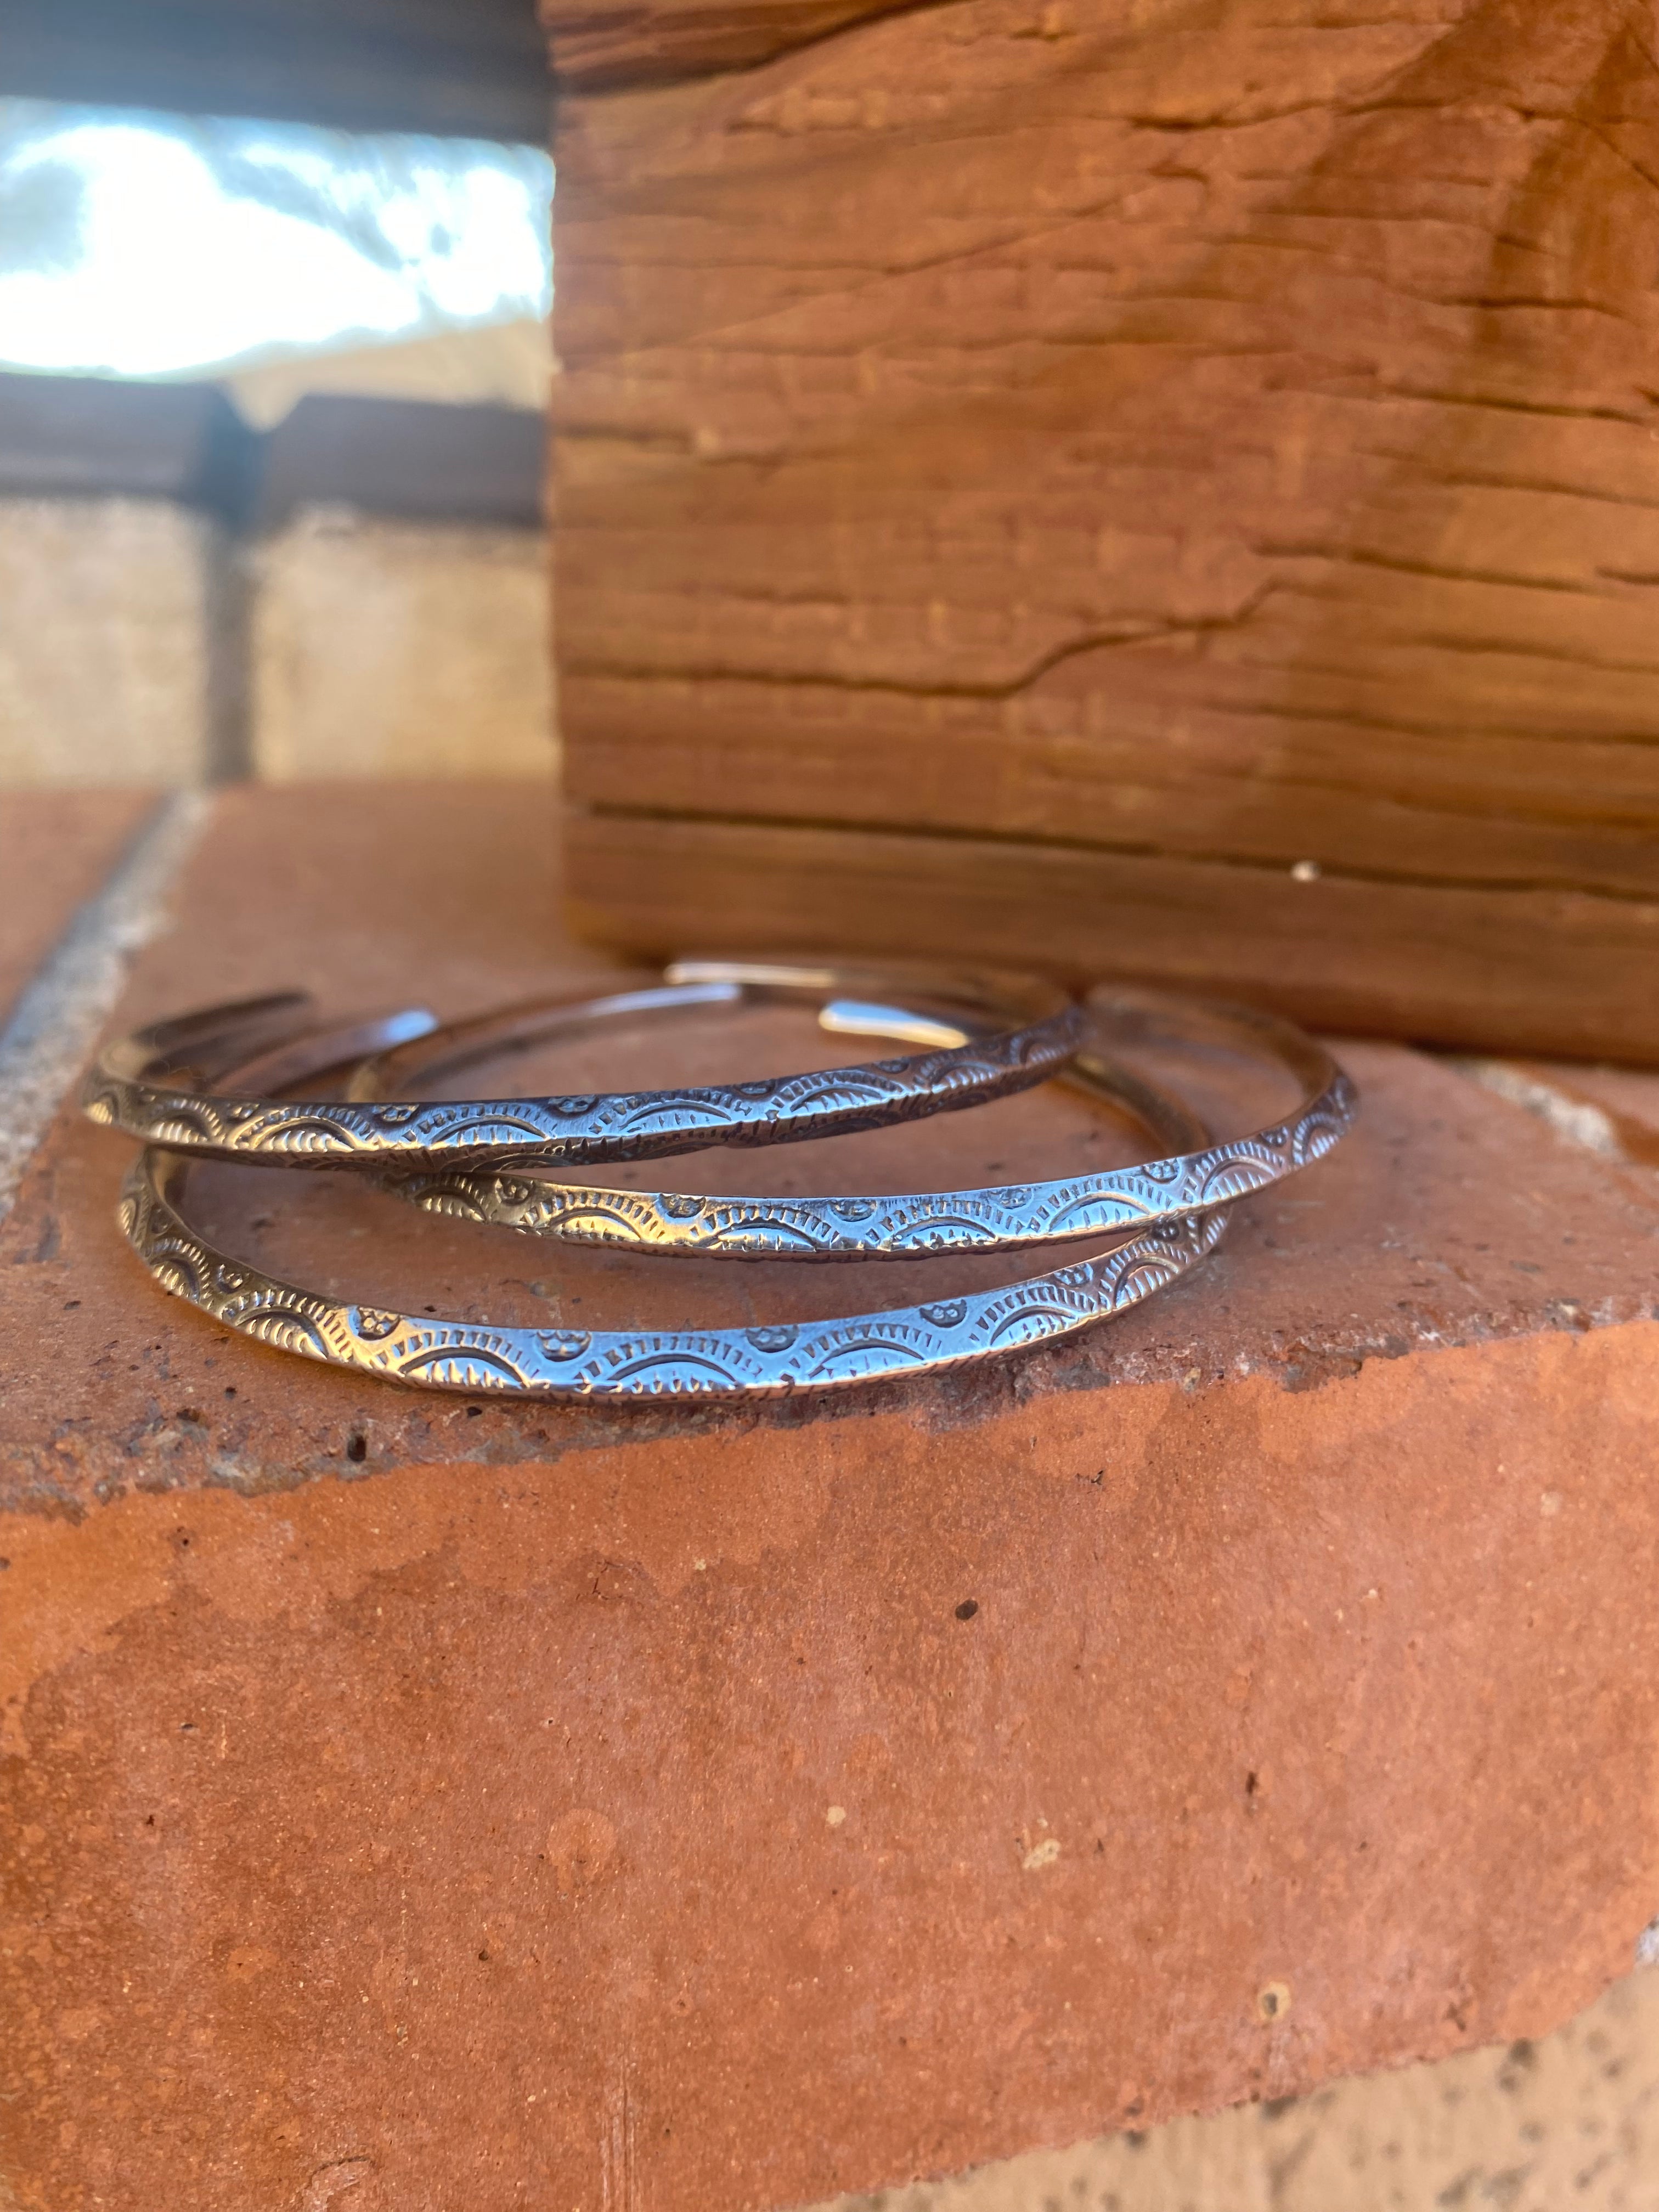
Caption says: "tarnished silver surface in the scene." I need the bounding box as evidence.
[119,1150,1229,1401]
[83,962,1082,1172]
[377,991,1356,1260]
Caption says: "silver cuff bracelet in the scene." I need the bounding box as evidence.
[115,1005,1227,1400]
[83,961,1083,1172]
[371,986,1356,1261]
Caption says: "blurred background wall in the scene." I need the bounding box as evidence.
[0,83,556,787]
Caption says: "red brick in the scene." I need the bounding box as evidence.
[4,787,1658,2212]
[0,789,154,1026]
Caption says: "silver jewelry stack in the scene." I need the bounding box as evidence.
[84,960,1357,1402]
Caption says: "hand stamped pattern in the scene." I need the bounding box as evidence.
[120,1154,1229,1401]
[373,1067,1357,1260]
[84,991,1083,1172]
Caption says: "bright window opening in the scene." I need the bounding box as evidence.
[0,97,554,383]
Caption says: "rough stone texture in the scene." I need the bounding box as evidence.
[545,0,1659,1062]
[4,787,1659,2211]
[0,790,152,1024]
[818,1964,1659,2211]
[250,509,555,782]
[0,500,230,788]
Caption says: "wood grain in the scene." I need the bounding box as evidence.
[565,808,1659,1058]
[545,0,1659,1058]
[541,0,923,90]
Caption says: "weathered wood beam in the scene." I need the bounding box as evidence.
[542,0,921,89]
[543,0,1659,1059]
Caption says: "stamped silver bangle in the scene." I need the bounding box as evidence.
[82,961,1082,1173]
[373,987,1356,1261]
[117,1161,1226,1402]
[112,1008,1227,1400]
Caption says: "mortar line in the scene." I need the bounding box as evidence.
[0,789,212,1223]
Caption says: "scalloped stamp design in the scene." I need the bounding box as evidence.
[118,1154,1228,1402]
[85,986,1081,1169]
